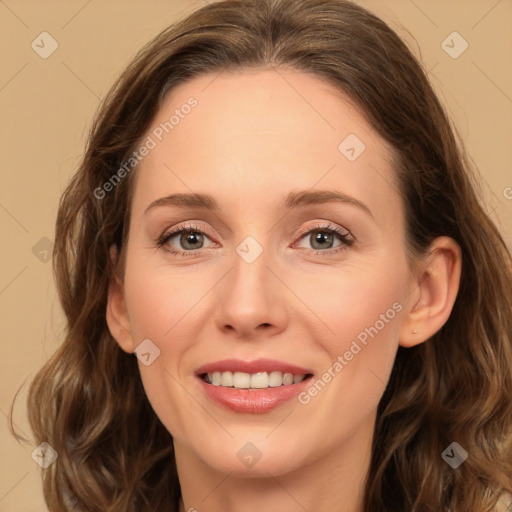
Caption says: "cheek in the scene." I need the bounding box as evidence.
[121,257,206,430]
[292,252,406,349]
[295,258,406,412]
[123,255,206,343]
[325,272,404,351]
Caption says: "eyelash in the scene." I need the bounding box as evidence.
[156,222,354,258]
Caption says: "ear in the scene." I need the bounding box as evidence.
[106,244,135,354]
[399,236,462,348]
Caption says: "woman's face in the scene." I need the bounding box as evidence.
[114,68,417,476]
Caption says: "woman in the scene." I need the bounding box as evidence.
[11,0,512,510]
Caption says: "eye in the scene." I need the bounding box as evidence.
[156,221,354,258]
[156,223,217,256]
[294,222,354,256]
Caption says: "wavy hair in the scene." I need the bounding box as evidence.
[10,0,512,510]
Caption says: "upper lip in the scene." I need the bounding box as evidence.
[195,358,313,376]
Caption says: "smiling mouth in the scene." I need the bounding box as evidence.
[200,371,314,389]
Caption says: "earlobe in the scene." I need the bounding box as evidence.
[399,236,462,348]
[106,244,135,354]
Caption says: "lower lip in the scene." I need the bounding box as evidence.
[197,375,313,413]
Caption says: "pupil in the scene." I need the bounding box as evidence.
[182,231,203,249]
[312,231,332,249]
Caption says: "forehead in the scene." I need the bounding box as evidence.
[131,68,402,225]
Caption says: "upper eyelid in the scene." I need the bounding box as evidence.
[295,221,351,237]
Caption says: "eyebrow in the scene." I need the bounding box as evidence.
[144,190,373,218]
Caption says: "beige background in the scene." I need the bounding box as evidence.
[1,1,511,510]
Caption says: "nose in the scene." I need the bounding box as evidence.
[214,243,288,340]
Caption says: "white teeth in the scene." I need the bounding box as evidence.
[221,371,233,387]
[233,371,251,389]
[268,371,283,387]
[250,372,269,389]
[282,372,294,385]
[205,371,307,388]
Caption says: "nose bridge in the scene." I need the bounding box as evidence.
[230,232,274,302]
[215,229,286,335]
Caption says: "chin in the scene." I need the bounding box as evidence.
[194,438,308,477]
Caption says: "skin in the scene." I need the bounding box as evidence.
[107,68,462,512]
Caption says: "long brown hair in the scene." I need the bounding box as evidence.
[10,0,512,510]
